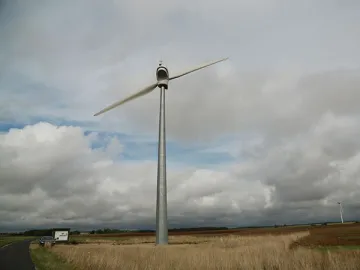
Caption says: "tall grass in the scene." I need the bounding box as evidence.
[51,232,360,270]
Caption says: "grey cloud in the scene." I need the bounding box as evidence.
[1,114,357,231]
[257,113,360,208]
[1,0,360,132]
[0,123,290,229]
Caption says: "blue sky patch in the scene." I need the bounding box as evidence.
[1,120,237,168]
[86,130,236,167]
[0,118,95,133]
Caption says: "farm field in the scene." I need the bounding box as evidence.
[36,223,360,270]
[70,222,359,244]
[0,236,33,247]
[290,222,360,250]
[68,225,312,245]
[71,225,311,240]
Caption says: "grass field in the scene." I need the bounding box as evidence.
[45,225,359,269]
[70,222,359,243]
[29,223,360,269]
[30,243,75,270]
[0,236,33,247]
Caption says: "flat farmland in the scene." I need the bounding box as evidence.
[28,223,359,269]
[290,222,360,249]
[73,225,311,239]
[48,231,360,270]
[71,222,360,250]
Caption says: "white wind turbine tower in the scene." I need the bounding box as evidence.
[94,57,228,245]
[330,162,345,224]
[337,201,344,224]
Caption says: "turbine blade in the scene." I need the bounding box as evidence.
[94,83,158,116]
[169,57,229,80]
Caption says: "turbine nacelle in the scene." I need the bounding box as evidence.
[93,57,228,117]
[156,62,169,89]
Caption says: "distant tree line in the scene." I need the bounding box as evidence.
[19,227,228,236]
[274,224,287,228]
[84,227,229,235]
[17,228,69,236]
[88,229,148,234]
[23,229,53,236]
[169,227,228,232]
[2,232,25,236]
[70,229,156,235]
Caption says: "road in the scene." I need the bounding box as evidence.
[0,240,35,270]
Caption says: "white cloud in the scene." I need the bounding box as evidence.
[1,115,360,230]
[0,122,271,229]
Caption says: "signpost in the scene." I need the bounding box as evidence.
[52,228,70,242]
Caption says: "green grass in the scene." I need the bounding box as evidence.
[317,245,360,251]
[30,244,75,270]
[69,236,87,241]
[0,236,34,247]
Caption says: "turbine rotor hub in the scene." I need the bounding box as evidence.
[156,65,169,89]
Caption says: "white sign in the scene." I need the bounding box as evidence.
[54,231,69,241]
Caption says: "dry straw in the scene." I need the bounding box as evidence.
[51,232,360,270]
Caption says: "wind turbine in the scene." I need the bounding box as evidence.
[337,201,344,224]
[94,57,229,245]
[331,163,345,224]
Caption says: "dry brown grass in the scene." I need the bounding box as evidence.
[74,235,210,245]
[51,232,360,270]
[44,242,53,248]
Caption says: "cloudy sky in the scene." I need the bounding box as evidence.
[1,0,360,231]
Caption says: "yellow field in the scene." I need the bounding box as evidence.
[46,232,360,270]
